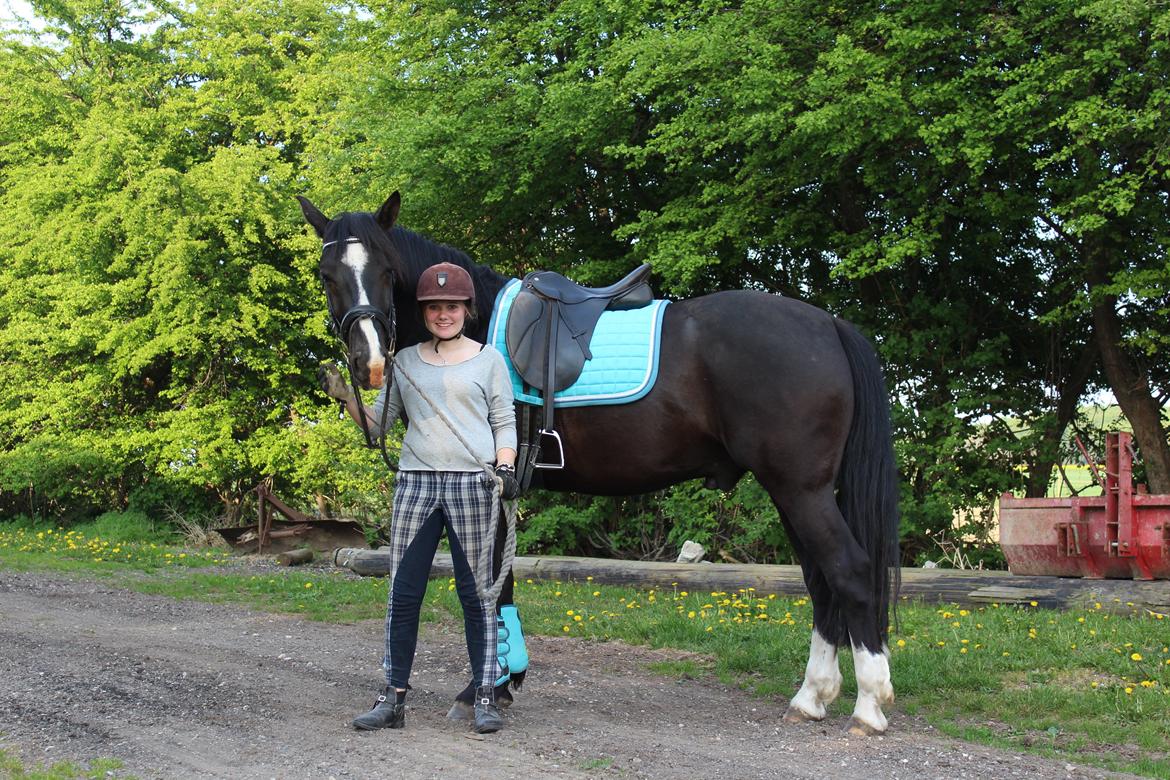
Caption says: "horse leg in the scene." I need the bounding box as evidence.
[774,487,894,734]
[783,585,842,723]
[847,641,893,736]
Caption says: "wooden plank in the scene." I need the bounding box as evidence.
[330,548,1170,614]
[276,548,314,566]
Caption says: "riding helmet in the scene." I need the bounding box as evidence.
[416,262,475,305]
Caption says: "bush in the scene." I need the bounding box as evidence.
[84,510,174,544]
[516,476,797,563]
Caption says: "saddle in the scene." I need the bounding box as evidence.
[505,264,654,472]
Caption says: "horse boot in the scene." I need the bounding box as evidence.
[352,687,406,731]
[473,685,504,734]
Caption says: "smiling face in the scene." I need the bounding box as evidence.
[423,300,468,341]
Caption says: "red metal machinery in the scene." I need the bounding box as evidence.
[999,432,1170,579]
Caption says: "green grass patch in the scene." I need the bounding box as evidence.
[0,748,132,779]
[3,519,1169,778]
[0,522,230,574]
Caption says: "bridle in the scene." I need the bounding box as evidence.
[322,237,398,351]
[321,236,398,469]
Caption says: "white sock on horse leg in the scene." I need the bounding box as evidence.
[786,630,841,720]
[849,644,893,734]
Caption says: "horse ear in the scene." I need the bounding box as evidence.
[297,196,330,238]
[375,191,401,231]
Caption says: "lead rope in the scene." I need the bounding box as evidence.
[348,371,398,473]
[385,352,518,604]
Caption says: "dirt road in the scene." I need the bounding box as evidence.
[0,568,1138,780]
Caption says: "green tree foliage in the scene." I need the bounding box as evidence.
[0,0,361,521]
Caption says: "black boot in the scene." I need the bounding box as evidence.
[473,685,503,734]
[352,687,405,731]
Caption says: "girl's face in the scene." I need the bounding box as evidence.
[423,300,468,340]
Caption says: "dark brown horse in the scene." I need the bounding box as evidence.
[299,192,901,734]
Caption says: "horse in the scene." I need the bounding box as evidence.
[298,191,902,735]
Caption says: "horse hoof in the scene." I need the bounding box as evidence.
[782,705,823,724]
[844,717,884,736]
[446,701,474,721]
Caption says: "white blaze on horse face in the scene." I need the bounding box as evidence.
[342,241,386,387]
[786,629,841,720]
[849,644,894,734]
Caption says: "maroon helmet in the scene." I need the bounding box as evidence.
[416,262,475,305]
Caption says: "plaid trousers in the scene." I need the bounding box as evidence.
[382,470,499,689]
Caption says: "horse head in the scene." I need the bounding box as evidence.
[298,192,403,389]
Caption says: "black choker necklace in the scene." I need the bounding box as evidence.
[434,333,462,353]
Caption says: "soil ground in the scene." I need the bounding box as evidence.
[0,566,1143,780]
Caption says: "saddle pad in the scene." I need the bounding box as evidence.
[488,278,670,407]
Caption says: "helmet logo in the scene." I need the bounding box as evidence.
[437,272,448,287]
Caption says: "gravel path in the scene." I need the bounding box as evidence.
[0,568,1143,780]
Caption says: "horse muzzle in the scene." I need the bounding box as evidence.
[336,305,394,389]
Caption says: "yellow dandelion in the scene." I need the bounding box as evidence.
[1131,653,1143,661]
[896,639,906,648]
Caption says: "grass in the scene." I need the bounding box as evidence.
[1048,463,1105,497]
[2,519,1169,778]
[0,748,132,779]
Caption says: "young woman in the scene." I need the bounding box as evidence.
[320,261,520,734]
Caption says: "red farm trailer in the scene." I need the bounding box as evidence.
[999,432,1170,580]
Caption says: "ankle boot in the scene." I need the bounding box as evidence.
[473,685,503,734]
[352,688,406,730]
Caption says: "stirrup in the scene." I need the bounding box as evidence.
[535,429,565,469]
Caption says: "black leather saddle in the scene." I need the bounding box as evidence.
[505,264,654,470]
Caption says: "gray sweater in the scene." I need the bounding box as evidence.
[373,344,517,472]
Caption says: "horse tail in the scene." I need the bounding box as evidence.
[833,319,901,643]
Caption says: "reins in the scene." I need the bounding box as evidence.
[324,236,398,472]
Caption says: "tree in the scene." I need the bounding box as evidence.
[0,0,355,521]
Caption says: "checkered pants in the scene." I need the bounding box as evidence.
[382,470,500,689]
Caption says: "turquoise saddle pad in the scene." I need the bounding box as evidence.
[488,278,670,407]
